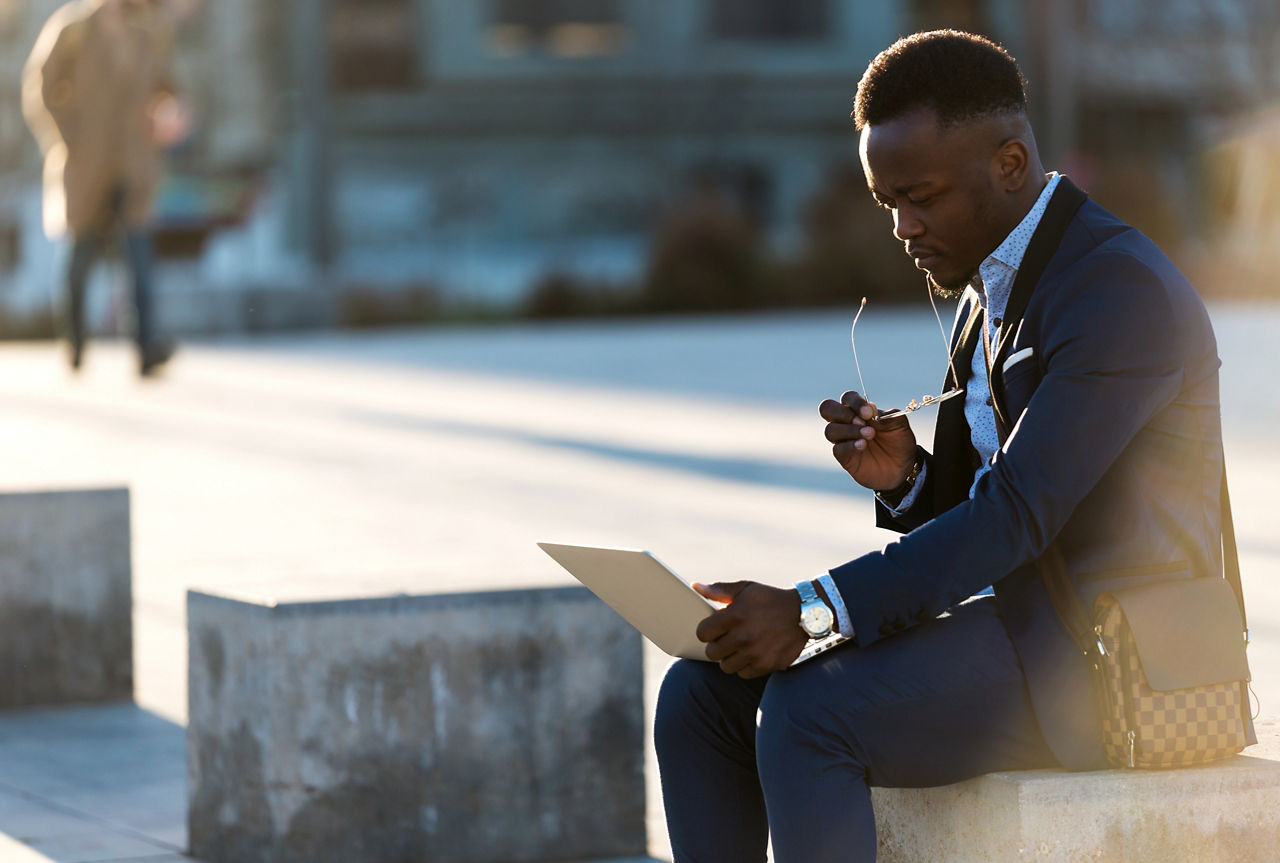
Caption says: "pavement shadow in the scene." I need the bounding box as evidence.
[250,308,927,410]
[350,409,861,497]
[0,702,191,861]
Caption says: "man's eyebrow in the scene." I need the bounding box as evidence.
[869,181,933,198]
[892,181,935,195]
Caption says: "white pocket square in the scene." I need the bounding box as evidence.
[1001,346,1035,374]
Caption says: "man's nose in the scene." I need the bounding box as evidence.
[893,208,924,241]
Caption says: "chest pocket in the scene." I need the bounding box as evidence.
[999,352,1042,420]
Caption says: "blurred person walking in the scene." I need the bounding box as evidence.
[22,0,189,377]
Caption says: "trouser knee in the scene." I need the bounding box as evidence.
[655,659,766,760]
[756,666,869,781]
[654,659,713,754]
[755,672,805,772]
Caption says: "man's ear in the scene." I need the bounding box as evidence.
[993,137,1031,193]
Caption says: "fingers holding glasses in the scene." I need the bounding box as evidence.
[840,390,880,423]
[827,391,911,433]
[824,419,874,447]
[821,392,876,447]
[823,403,916,491]
[819,391,873,423]
[818,399,850,426]
[821,389,915,444]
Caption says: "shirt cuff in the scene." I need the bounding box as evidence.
[876,461,928,516]
[815,572,854,638]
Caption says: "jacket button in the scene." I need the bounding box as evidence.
[985,395,994,406]
[992,316,1002,327]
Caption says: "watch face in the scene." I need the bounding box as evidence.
[801,603,834,637]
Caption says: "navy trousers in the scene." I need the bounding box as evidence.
[65,187,156,360]
[654,596,1059,862]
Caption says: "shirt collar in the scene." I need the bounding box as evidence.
[973,172,1061,314]
[988,172,1061,272]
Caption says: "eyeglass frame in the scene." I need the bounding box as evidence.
[850,293,964,420]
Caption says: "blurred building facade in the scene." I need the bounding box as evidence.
[0,0,1276,336]
[279,0,995,313]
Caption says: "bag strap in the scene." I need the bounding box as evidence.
[1036,540,1094,656]
[1220,456,1248,639]
[1038,444,1248,655]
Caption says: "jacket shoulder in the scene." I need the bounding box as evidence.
[1040,196,1169,288]
[32,2,92,61]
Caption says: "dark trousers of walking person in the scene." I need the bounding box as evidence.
[65,185,158,373]
[654,596,1060,862]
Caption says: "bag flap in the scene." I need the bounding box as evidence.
[1102,577,1249,691]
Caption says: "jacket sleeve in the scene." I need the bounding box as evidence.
[22,13,80,151]
[149,13,180,100]
[832,250,1190,646]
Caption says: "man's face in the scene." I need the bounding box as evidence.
[859,108,1011,292]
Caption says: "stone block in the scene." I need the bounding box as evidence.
[187,586,647,863]
[873,718,1280,862]
[0,487,131,707]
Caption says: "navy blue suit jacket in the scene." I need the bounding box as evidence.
[828,178,1239,770]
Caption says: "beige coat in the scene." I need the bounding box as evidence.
[22,0,177,238]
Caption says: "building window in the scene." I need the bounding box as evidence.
[708,0,831,42]
[487,0,627,59]
[329,0,418,91]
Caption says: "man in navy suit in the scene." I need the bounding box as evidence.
[654,30,1250,862]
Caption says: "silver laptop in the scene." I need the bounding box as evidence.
[537,542,850,665]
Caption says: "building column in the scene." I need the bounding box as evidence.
[1025,0,1077,169]
[288,0,335,271]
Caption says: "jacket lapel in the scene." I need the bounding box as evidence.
[931,298,984,512]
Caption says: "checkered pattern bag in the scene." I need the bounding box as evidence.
[1094,588,1249,768]
[1038,459,1254,770]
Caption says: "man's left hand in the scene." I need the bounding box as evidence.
[693,581,808,678]
[150,94,191,148]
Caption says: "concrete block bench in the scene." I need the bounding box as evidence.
[0,487,131,707]
[187,585,647,863]
[872,717,1280,861]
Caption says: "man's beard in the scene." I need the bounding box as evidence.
[927,272,967,300]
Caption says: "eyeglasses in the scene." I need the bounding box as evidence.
[850,292,964,419]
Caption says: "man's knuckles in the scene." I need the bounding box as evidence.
[833,440,861,462]
[818,399,853,421]
[825,422,856,443]
[695,614,730,643]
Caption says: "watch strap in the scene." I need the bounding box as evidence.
[879,445,926,508]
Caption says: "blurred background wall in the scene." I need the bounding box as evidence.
[0,0,1276,337]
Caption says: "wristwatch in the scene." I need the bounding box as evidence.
[797,580,834,640]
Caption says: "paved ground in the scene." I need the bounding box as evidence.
[0,301,1275,862]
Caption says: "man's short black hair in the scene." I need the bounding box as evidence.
[853,30,1028,130]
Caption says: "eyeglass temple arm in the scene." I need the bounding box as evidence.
[926,282,963,393]
[851,297,870,404]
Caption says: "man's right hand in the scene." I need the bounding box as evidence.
[819,391,918,491]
